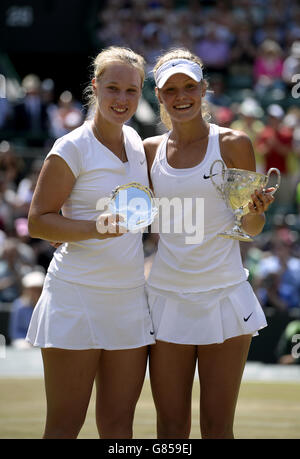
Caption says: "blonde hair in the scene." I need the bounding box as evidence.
[153,48,210,130]
[84,46,146,113]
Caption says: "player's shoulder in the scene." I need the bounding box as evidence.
[218,126,255,170]
[123,124,141,139]
[219,126,252,148]
[143,134,165,168]
[143,134,165,151]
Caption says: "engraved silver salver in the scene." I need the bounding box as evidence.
[109,182,158,232]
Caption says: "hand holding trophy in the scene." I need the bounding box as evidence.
[210,159,281,242]
[108,182,158,232]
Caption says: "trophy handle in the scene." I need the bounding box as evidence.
[265,168,281,195]
[209,159,225,195]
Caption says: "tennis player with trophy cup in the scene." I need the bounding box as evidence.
[143,47,279,439]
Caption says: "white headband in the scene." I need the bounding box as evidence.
[155,59,203,89]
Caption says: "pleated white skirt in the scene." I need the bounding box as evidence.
[26,273,155,350]
[146,281,267,345]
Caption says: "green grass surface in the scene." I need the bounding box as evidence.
[0,378,299,439]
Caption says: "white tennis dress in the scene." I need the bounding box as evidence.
[26,121,155,350]
[147,123,267,345]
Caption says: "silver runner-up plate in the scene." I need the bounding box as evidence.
[108,182,158,232]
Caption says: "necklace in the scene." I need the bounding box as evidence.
[93,122,126,162]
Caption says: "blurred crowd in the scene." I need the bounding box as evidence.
[0,0,300,362]
[0,74,85,147]
[0,72,87,349]
[93,0,300,81]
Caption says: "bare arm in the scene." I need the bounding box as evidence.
[28,155,122,242]
[143,135,163,191]
[143,136,163,250]
[220,129,274,237]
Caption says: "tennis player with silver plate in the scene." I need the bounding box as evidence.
[210,159,281,242]
[109,181,158,232]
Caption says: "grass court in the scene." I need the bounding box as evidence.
[0,378,299,439]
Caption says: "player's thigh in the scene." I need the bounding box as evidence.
[42,348,101,419]
[197,335,252,422]
[149,340,197,416]
[95,345,148,418]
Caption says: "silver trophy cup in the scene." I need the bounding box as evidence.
[210,160,281,242]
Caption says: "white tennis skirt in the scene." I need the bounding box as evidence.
[26,273,155,350]
[146,281,267,345]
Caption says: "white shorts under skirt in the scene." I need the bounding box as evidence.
[146,281,267,345]
[26,273,155,350]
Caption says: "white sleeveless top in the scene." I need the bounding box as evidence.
[46,121,149,289]
[147,123,247,293]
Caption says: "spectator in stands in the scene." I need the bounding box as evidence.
[12,215,53,273]
[0,98,12,131]
[205,74,231,107]
[210,0,234,31]
[13,74,50,147]
[231,0,265,27]
[0,238,23,303]
[41,78,58,141]
[230,21,256,69]
[118,13,144,51]
[194,22,232,73]
[256,104,293,205]
[142,25,166,75]
[168,9,196,51]
[0,171,14,233]
[296,181,300,212]
[253,40,284,96]
[253,14,285,47]
[16,159,43,218]
[13,218,36,266]
[256,272,289,312]
[213,106,234,128]
[291,111,300,156]
[286,5,300,47]
[9,270,45,349]
[0,141,23,191]
[282,108,300,194]
[255,238,300,311]
[51,90,84,138]
[93,6,124,49]
[231,98,265,173]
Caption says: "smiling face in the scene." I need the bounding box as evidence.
[156,73,206,125]
[93,62,142,126]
